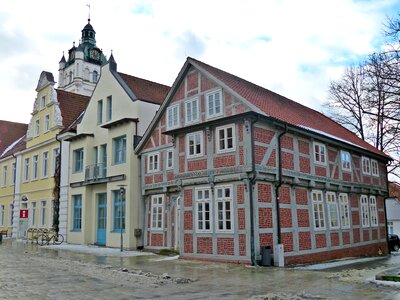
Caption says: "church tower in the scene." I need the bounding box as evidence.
[57,19,107,96]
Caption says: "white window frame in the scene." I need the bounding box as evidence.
[326,192,339,229]
[147,152,160,173]
[371,159,379,177]
[313,142,326,165]
[215,185,233,233]
[32,154,39,180]
[341,150,351,171]
[39,200,46,227]
[360,195,369,227]
[206,90,223,119]
[362,157,371,175]
[40,95,46,109]
[30,202,36,227]
[166,149,173,170]
[312,190,326,230]
[166,103,180,130]
[195,187,212,233]
[150,195,164,230]
[1,165,7,187]
[44,114,50,132]
[42,151,49,178]
[0,204,4,226]
[185,97,199,125]
[187,131,204,158]
[216,124,236,154]
[10,162,15,185]
[338,193,350,229]
[8,204,13,226]
[23,157,30,182]
[34,118,40,137]
[369,196,378,227]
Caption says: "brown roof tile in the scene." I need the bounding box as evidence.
[189,57,389,159]
[57,89,90,129]
[118,72,170,105]
[0,120,28,155]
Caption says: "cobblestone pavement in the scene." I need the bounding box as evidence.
[1,239,400,299]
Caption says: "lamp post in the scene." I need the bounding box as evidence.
[118,186,126,252]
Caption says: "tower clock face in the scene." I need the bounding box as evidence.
[90,49,100,60]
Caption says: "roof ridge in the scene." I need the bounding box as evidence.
[118,72,170,88]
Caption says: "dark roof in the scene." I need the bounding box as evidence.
[389,182,400,199]
[118,72,170,105]
[0,134,26,159]
[0,120,28,155]
[188,57,389,159]
[57,89,90,129]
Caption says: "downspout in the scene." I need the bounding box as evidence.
[275,124,287,245]
[248,117,258,266]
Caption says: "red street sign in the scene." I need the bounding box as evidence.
[20,209,29,219]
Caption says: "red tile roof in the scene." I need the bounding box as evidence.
[0,120,27,155]
[0,135,26,159]
[118,72,170,105]
[57,89,90,129]
[189,57,389,159]
[389,182,400,199]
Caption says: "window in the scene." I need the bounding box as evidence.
[369,196,378,226]
[50,200,55,227]
[206,90,222,118]
[40,200,46,227]
[93,70,98,82]
[371,160,379,176]
[166,104,180,130]
[1,166,7,187]
[216,124,236,153]
[215,185,233,232]
[113,190,126,231]
[147,152,160,173]
[313,142,326,165]
[326,192,339,229]
[185,97,199,124]
[113,135,126,164]
[8,204,13,226]
[73,148,84,173]
[34,119,40,136]
[97,100,103,124]
[338,193,350,228]
[32,155,39,180]
[30,202,36,227]
[106,96,112,121]
[187,131,204,158]
[360,195,369,227]
[72,195,82,231]
[166,150,173,170]
[52,148,60,176]
[44,114,50,132]
[196,187,212,232]
[40,95,46,109]
[24,158,30,181]
[341,151,351,171]
[42,151,49,178]
[151,195,164,230]
[10,162,15,185]
[362,157,371,175]
[0,205,4,226]
[312,190,325,229]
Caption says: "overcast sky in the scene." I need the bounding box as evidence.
[0,0,398,124]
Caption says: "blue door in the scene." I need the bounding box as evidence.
[97,193,107,246]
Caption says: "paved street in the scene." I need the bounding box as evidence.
[1,239,400,299]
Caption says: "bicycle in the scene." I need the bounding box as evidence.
[39,229,64,246]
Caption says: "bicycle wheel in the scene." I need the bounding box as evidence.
[53,233,64,245]
[39,234,49,246]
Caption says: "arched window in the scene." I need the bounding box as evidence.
[69,71,73,83]
[84,68,90,81]
[93,71,98,82]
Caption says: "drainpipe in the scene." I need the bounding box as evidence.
[275,125,287,246]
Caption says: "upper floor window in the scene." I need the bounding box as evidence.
[23,158,30,181]
[362,157,371,175]
[166,104,180,130]
[40,95,46,109]
[371,159,379,176]
[113,135,126,165]
[216,124,235,154]
[312,190,325,230]
[147,152,160,173]
[326,192,339,229]
[341,150,351,171]
[34,119,40,136]
[313,142,326,165]
[151,195,164,230]
[215,185,233,232]
[360,195,369,227]
[185,97,199,125]
[196,187,212,232]
[1,166,7,187]
[10,162,15,185]
[32,155,39,180]
[166,149,173,170]
[42,151,49,178]
[92,70,98,82]
[206,90,222,119]
[187,131,204,158]
[73,148,84,173]
[338,193,350,228]
[44,114,50,132]
[97,100,103,124]
[106,96,112,122]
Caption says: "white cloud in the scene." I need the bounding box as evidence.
[0,0,398,123]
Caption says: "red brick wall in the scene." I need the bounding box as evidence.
[353,229,360,243]
[298,231,312,250]
[363,229,370,242]
[259,207,273,228]
[267,150,276,167]
[282,232,294,252]
[298,140,310,155]
[197,237,213,254]
[184,234,193,253]
[315,166,327,177]
[281,136,294,150]
[342,231,350,245]
[184,211,193,230]
[150,234,163,247]
[239,234,247,256]
[188,159,207,171]
[282,152,294,170]
[184,189,192,207]
[217,238,234,255]
[254,127,275,144]
[214,155,236,168]
[258,183,272,203]
[331,232,340,247]
[255,145,266,164]
[201,75,217,92]
[299,157,311,173]
[237,184,245,204]
[280,208,292,228]
[297,209,309,227]
[315,233,327,248]
[238,208,246,230]
[259,232,273,250]
[279,186,291,204]
[295,188,308,205]
[187,71,199,91]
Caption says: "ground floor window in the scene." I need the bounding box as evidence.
[215,185,233,233]
[369,196,378,226]
[0,205,4,226]
[113,190,125,231]
[151,195,164,230]
[360,195,369,227]
[30,202,36,227]
[195,187,212,232]
[72,195,82,231]
[312,190,325,230]
[338,193,350,228]
[40,201,46,227]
